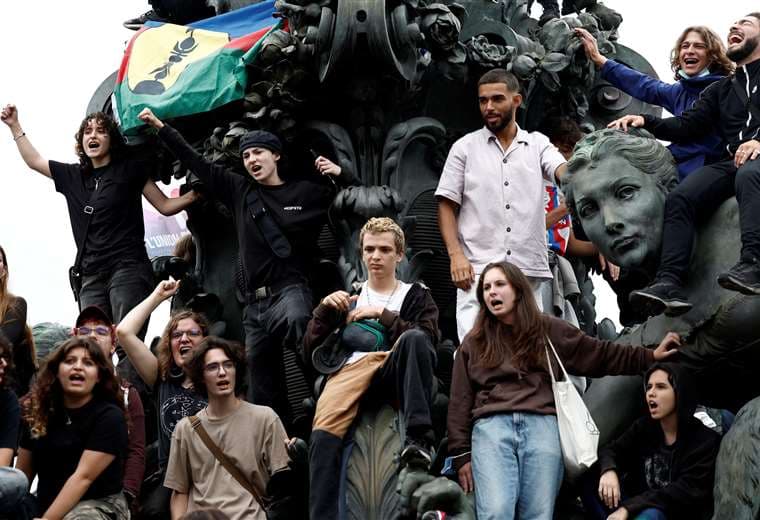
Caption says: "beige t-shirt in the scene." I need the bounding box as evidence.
[164,401,291,520]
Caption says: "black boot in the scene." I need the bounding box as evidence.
[629,280,692,317]
[717,258,760,295]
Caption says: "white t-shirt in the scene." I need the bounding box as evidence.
[345,280,412,365]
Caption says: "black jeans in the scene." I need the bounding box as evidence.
[80,260,153,393]
[243,284,313,421]
[658,158,760,284]
[308,329,437,520]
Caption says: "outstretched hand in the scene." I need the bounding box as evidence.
[607,115,645,132]
[574,28,607,68]
[1,104,19,128]
[138,107,165,129]
[653,332,681,361]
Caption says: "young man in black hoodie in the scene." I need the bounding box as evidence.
[137,108,355,426]
[587,363,721,520]
[610,13,760,316]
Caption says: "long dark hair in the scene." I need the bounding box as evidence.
[0,333,14,390]
[74,112,125,172]
[0,245,20,324]
[21,337,124,439]
[470,262,547,369]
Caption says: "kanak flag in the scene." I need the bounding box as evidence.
[113,0,280,135]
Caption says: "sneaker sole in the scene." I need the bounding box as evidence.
[717,273,760,295]
[630,291,692,317]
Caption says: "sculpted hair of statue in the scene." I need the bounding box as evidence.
[563,128,679,214]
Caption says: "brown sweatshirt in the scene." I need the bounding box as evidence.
[447,315,655,471]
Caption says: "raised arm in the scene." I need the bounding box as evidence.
[576,28,678,111]
[142,179,199,216]
[1,104,51,178]
[42,449,116,520]
[115,280,180,387]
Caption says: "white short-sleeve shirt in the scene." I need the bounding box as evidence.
[435,125,565,278]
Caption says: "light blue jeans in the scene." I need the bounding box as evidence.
[0,467,28,515]
[472,412,564,520]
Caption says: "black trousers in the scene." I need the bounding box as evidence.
[243,284,312,421]
[308,329,437,520]
[659,158,760,284]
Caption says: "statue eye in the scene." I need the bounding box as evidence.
[577,201,597,218]
[616,186,637,200]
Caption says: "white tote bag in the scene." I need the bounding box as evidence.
[545,337,600,479]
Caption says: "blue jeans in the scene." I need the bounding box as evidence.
[471,412,563,520]
[580,472,667,520]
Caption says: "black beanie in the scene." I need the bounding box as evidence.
[239,130,282,154]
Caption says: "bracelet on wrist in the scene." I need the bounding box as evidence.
[13,132,26,141]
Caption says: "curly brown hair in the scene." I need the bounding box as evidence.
[21,337,124,439]
[157,310,210,381]
[670,26,734,80]
[74,112,125,172]
[186,337,246,399]
[470,262,547,370]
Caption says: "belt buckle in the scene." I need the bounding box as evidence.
[255,286,269,300]
[84,206,94,215]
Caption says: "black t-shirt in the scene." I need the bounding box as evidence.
[157,380,206,469]
[643,443,675,491]
[158,125,352,292]
[50,159,151,274]
[0,388,20,450]
[20,398,128,511]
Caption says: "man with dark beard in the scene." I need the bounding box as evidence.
[436,69,567,340]
[610,13,760,317]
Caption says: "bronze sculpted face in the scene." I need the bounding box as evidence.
[564,129,678,269]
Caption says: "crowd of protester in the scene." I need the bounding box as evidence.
[1,10,760,520]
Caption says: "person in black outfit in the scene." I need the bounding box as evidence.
[609,13,760,316]
[137,107,356,426]
[0,334,28,518]
[583,363,721,520]
[0,245,35,396]
[17,337,130,519]
[0,105,198,344]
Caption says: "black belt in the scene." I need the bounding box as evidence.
[245,279,304,303]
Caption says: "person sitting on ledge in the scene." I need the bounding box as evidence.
[583,363,720,520]
[609,12,760,316]
[303,217,439,520]
[576,24,732,180]
[138,108,355,428]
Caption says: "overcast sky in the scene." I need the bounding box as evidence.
[0,1,756,333]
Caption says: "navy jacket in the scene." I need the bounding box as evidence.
[602,60,725,180]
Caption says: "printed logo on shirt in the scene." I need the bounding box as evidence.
[283,206,303,211]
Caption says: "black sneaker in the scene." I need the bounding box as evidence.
[123,10,167,30]
[629,280,692,317]
[717,259,760,295]
[400,438,433,472]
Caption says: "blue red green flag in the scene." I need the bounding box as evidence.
[113,1,280,135]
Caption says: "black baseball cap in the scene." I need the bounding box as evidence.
[75,305,113,328]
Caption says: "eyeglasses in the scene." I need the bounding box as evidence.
[75,325,111,337]
[203,360,235,374]
[170,329,203,340]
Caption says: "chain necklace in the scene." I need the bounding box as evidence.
[366,280,399,309]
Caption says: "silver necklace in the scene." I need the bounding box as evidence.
[367,280,399,308]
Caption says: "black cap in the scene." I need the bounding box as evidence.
[239,130,282,155]
[75,305,113,328]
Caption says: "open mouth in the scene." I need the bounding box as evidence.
[251,164,262,173]
[217,380,230,390]
[69,374,86,383]
[489,298,504,309]
[729,33,744,45]
[179,345,192,357]
[682,58,699,67]
[87,141,100,150]
[648,400,659,412]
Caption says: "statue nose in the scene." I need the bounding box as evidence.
[603,207,624,233]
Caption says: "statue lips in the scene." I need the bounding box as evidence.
[611,235,638,253]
